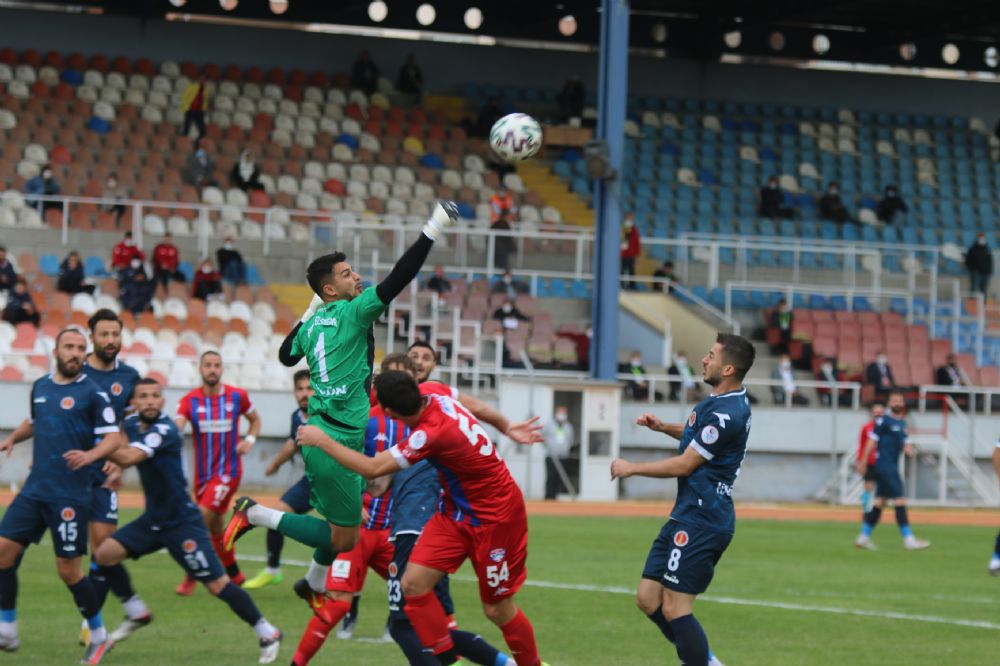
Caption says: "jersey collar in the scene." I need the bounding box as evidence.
[710,387,747,398]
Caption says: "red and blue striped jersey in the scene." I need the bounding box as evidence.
[176,384,254,488]
[363,404,408,530]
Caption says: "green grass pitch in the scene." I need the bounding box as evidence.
[3,510,998,664]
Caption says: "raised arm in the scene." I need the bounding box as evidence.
[456,391,543,445]
[610,446,706,480]
[636,412,684,440]
[374,202,458,305]
[296,424,401,479]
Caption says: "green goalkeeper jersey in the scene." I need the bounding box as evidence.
[292,287,386,432]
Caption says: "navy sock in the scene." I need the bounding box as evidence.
[66,577,102,623]
[646,605,676,644]
[450,629,501,666]
[0,566,18,617]
[216,581,262,627]
[89,565,111,610]
[862,506,882,536]
[104,563,135,603]
[265,529,284,569]
[668,614,709,666]
[895,505,914,538]
[389,618,439,666]
[994,530,1000,557]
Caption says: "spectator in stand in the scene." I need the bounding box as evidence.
[180,75,210,140]
[651,260,679,294]
[769,297,794,354]
[936,353,970,388]
[153,232,184,292]
[623,350,663,402]
[396,53,424,102]
[541,405,575,500]
[119,264,154,314]
[965,231,993,297]
[2,277,39,327]
[556,325,591,371]
[351,49,380,95]
[24,163,60,211]
[191,258,223,301]
[425,265,452,295]
[865,351,897,403]
[491,213,515,272]
[819,181,855,224]
[216,237,246,287]
[0,245,17,295]
[667,350,704,403]
[491,270,529,298]
[876,184,908,224]
[620,213,641,290]
[489,186,517,223]
[758,176,795,219]
[57,251,94,295]
[816,357,850,407]
[771,354,809,406]
[229,150,264,192]
[492,298,530,331]
[473,96,503,138]
[556,77,585,122]
[100,173,128,224]
[183,140,215,189]
[857,404,885,514]
[110,231,144,274]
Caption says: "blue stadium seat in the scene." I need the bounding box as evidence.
[39,254,60,277]
[85,255,110,277]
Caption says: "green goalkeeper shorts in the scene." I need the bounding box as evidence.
[301,419,365,528]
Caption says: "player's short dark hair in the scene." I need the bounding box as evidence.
[293,369,310,384]
[136,377,160,388]
[888,389,905,400]
[200,350,221,362]
[373,370,423,417]
[88,308,122,333]
[55,327,86,346]
[716,332,756,381]
[381,352,415,373]
[407,340,436,357]
[306,252,347,297]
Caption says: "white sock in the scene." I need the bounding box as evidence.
[90,625,107,645]
[0,621,16,637]
[265,567,280,576]
[305,560,328,593]
[123,595,149,620]
[253,617,278,640]
[247,504,283,530]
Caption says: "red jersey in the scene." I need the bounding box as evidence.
[176,384,254,487]
[857,420,877,465]
[419,380,458,400]
[364,404,408,530]
[111,242,144,271]
[153,242,179,271]
[389,394,523,526]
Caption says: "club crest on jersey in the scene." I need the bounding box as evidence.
[60,396,75,410]
[61,507,76,521]
[489,548,506,563]
[673,530,689,547]
[408,430,427,451]
[182,539,197,553]
[225,402,234,412]
[687,411,696,427]
[388,562,398,577]
[111,382,123,396]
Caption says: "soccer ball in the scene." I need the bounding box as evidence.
[489,113,543,162]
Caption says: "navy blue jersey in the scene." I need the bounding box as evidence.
[670,387,752,534]
[390,461,441,538]
[871,414,907,471]
[124,413,201,528]
[289,408,307,441]
[23,374,119,503]
[83,359,140,422]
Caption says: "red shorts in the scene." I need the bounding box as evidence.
[327,527,393,594]
[195,475,242,514]
[410,505,528,604]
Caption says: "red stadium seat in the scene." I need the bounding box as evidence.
[289,69,307,86]
[136,58,156,76]
[0,48,16,65]
[324,179,346,196]
[21,49,41,67]
[223,64,242,81]
[285,85,302,102]
[50,145,72,164]
[66,52,86,69]
[29,81,50,98]
[43,51,64,68]
[248,190,272,208]
[202,62,221,80]
[245,66,265,83]
[88,54,109,71]
[180,61,199,78]
[0,367,23,381]
[266,67,285,84]
[346,104,365,121]
[308,71,329,87]
[111,56,132,74]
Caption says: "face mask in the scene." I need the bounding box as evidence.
[978,238,987,246]
[624,220,633,228]
[822,363,833,374]
[829,188,838,195]
[196,150,206,159]
[130,259,141,269]
[630,358,641,367]
[124,239,133,247]
[675,356,688,367]
[503,276,512,285]
[42,171,52,179]
[780,360,791,370]
[201,266,211,274]
[769,182,777,189]
[555,412,567,423]
[224,242,234,250]
[502,304,512,313]
[877,355,887,365]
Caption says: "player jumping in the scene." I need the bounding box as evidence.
[296,370,546,666]
[0,328,122,664]
[855,390,930,551]
[85,377,282,663]
[611,333,757,666]
[175,350,261,594]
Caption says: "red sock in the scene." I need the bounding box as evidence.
[500,608,540,666]
[404,590,454,655]
[211,533,237,568]
[292,599,350,665]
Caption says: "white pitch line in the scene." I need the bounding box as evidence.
[229,554,1000,631]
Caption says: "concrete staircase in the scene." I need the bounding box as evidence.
[518,161,594,227]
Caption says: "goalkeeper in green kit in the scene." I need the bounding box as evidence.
[223,201,459,622]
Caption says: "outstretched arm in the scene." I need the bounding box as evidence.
[610,446,706,480]
[296,425,401,479]
[457,391,543,445]
[635,412,684,440]
[374,202,458,305]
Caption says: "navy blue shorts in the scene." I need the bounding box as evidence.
[113,513,225,581]
[280,476,312,515]
[388,533,455,621]
[642,521,732,595]
[875,468,904,499]
[0,494,89,558]
[88,487,119,525]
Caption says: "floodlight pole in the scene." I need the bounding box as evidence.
[590,0,629,381]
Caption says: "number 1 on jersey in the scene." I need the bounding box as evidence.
[313,332,329,382]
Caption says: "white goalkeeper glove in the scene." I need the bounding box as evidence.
[300,294,323,323]
[422,200,459,242]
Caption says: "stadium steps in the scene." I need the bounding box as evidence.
[518,161,594,226]
[269,283,314,316]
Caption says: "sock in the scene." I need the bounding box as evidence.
[345,592,361,624]
[89,565,111,610]
[248,504,283,530]
[451,629,503,666]
[389,619,439,666]
[499,608,540,666]
[0,566,19,632]
[103,563,137,604]
[305,560,329,593]
[67,578,104,642]
[994,530,1000,558]
[404,590,455,659]
[216,581,263,628]
[894,505,915,538]
[211,533,240,577]
[266,529,284,569]
[668,614,709,666]
[293,599,350,665]
[123,595,149,620]
[860,489,872,513]
[254,617,279,640]
[646,606,676,643]
[277,513,332,550]
[861,506,882,537]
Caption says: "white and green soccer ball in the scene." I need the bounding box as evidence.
[489,113,543,162]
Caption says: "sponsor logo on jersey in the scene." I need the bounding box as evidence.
[61,507,76,521]
[196,406,207,413]
[331,559,351,578]
[33,397,46,403]
[221,475,231,484]
[663,574,679,584]
[315,384,347,397]
[182,539,197,553]
[489,548,506,562]
[700,425,719,445]
[197,419,234,433]
[494,586,510,596]
[673,530,689,547]
[60,396,75,410]
[374,432,389,442]
[312,316,339,327]
[388,562,398,578]
[687,411,696,427]
[111,382,123,396]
